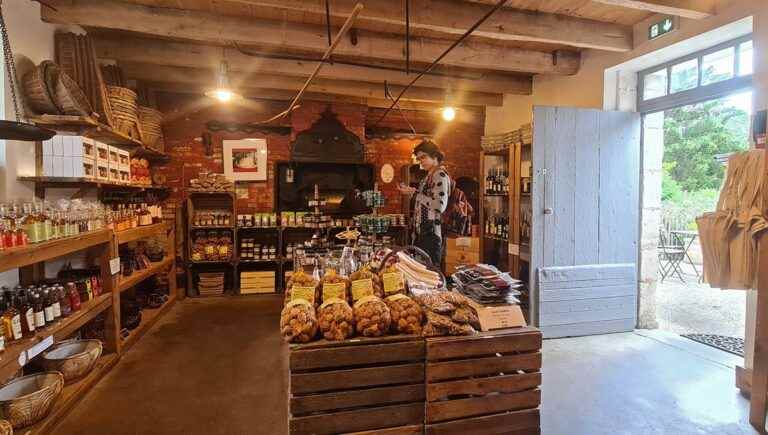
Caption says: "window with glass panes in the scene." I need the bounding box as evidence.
[638,35,753,113]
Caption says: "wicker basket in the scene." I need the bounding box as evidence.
[41,339,103,384]
[0,420,11,435]
[55,72,93,116]
[138,106,164,151]
[21,61,61,115]
[0,372,64,429]
[106,86,142,140]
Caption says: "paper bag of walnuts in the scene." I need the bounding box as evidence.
[385,294,423,335]
[320,268,350,304]
[280,299,318,343]
[415,291,479,337]
[350,266,383,298]
[284,269,320,307]
[379,265,407,297]
[353,295,391,337]
[318,298,355,341]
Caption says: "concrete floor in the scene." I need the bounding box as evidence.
[55,296,756,435]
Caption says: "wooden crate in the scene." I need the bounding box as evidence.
[289,335,426,435]
[424,328,542,435]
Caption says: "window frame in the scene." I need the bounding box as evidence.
[637,34,753,114]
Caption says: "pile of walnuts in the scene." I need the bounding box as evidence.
[318,299,355,340]
[353,296,391,337]
[280,300,318,343]
[415,291,479,337]
[385,294,423,335]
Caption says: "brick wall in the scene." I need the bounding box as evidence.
[156,93,484,216]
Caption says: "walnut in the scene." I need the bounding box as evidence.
[280,300,318,343]
[318,299,355,341]
[353,296,391,337]
[385,294,423,335]
[439,291,471,307]
[414,292,455,314]
[451,306,480,328]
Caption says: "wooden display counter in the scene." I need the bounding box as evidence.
[286,327,542,435]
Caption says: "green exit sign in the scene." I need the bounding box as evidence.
[649,17,675,40]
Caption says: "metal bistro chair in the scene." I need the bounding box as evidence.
[658,230,686,282]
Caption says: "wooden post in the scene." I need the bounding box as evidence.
[750,145,768,430]
[102,232,121,355]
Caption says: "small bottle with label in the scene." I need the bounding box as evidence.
[67,282,81,312]
[58,285,71,318]
[32,291,46,330]
[2,293,22,342]
[16,288,35,336]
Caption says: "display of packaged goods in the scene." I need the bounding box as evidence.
[237,213,277,227]
[190,230,233,262]
[197,272,225,296]
[193,211,231,227]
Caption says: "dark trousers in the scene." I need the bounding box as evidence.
[415,223,443,266]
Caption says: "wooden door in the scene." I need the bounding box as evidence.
[531,107,641,338]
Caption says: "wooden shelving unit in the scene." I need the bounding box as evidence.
[117,257,175,293]
[0,230,111,272]
[27,114,169,162]
[479,149,512,272]
[186,192,236,297]
[121,294,177,353]
[116,222,169,244]
[18,176,169,192]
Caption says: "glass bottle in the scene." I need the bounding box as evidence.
[59,285,71,317]
[2,292,22,342]
[139,203,153,226]
[21,203,37,244]
[32,291,45,330]
[41,287,54,324]
[16,288,35,336]
[50,285,61,320]
[68,282,82,311]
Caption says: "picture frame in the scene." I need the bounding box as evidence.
[223,139,268,181]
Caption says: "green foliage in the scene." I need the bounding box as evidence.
[663,99,749,192]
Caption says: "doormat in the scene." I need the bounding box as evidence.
[681,334,744,357]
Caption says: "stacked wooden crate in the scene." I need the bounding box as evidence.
[445,237,480,275]
[424,328,542,434]
[288,336,425,434]
[240,270,275,294]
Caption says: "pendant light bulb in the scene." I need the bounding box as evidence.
[441,106,456,122]
[206,60,241,103]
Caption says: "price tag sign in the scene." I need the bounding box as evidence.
[19,335,54,366]
[351,279,374,301]
[322,283,346,301]
[383,272,405,295]
[110,257,121,275]
[291,286,316,305]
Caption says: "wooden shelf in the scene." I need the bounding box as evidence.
[238,259,279,264]
[484,193,509,197]
[191,225,235,230]
[18,176,169,192]
[116,222,168,245]
[27,115,169,162]
[121,295,176,353]
[117,257,174,292]
[0,293,112,382]
[20,353,119,435]
[0,229,111,274]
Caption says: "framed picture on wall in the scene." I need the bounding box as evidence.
[223,139,268,181]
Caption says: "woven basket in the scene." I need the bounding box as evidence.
[41,339,103,384]
[55,71,93,116]
[106,86,142,140]
[21,61,61,115]
[0,420,11,435]
[138,106,164,151]
[0,372,64,429]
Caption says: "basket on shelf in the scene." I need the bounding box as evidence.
[107,86,142,141]
[54,72,93,116]
[0,372,64,429]
[138,106,165,151]
[41,339,103,384]
[22,61,60,115]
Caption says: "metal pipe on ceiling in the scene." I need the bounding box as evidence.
[372,0,510,127]
[405,0,410,75]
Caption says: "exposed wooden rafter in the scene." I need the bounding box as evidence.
[118,62,504,106]
[590,0,714,20]
[41,0,580,75]
[93,35,532,95]
[225,0,633,52]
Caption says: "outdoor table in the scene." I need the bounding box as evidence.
[670,230,701,281]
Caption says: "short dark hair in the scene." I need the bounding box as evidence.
[413,140,444,162]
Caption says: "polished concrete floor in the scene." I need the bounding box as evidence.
[55,296,756,435]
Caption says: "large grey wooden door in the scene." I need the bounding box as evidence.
[531,106,641,338]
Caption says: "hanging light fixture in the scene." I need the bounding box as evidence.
[0,1,54,141]
[440,87,457,122]
[205,59,242,103]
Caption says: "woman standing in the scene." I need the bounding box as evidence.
[398,140,451,266]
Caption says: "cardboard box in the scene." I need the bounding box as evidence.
[83,160,96,179]
[96,162,109,180]
[52,135,65,156]
[118,149,130,168]
[108,146,121,167]
[467,299,527,331]
[96,142,109,163]
[446,236,480,252]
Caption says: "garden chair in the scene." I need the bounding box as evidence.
[658,230,686,282]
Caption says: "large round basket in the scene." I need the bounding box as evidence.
[21,61,61,115]
[138,106,164,151]
[0,372,64,429]
[106,86,141,140]
[0,419,11,435]
[54,72,93,117]
[41,339,103,384]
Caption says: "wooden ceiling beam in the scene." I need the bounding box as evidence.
[225,0,632,52]
[118,62,504,106]
[590,0,714,20]
[93,35,532,95]
[41,0,580,75]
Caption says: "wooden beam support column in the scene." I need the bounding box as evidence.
[590,0,714,20]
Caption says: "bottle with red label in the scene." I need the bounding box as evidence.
[67,282,81,312]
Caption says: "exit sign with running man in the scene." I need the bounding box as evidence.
[649,17,675,40]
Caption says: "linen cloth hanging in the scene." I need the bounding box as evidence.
[697,150,766,290]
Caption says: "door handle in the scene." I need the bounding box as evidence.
[543,208,553,215]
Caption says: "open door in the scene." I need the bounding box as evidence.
[531,106,641,338]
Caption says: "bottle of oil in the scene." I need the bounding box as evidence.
[2,292,22,342]
[32,291,45,330]
[16,287,35,336]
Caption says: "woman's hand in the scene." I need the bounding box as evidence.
[397,183,416,195]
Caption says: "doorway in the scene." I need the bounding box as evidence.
[638,35,754,356]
